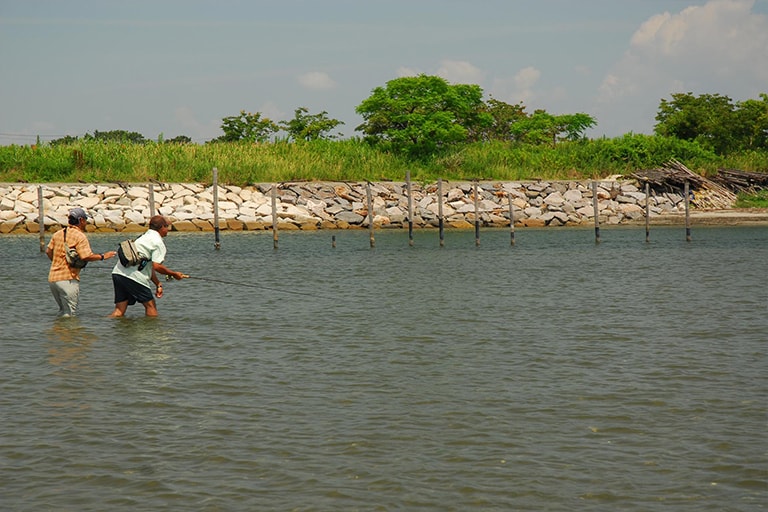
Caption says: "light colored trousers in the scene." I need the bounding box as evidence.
[50,279,80,317]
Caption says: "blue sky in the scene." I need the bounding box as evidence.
[1,0,766,145]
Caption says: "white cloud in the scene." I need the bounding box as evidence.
[487,66,542,106]
[297,71,336,90]
[174,106,221,141]
[396,66,420,77]
[259,102,285,122]
[595,0,768,135]
[436,60,485,84]
[514,67,541,91]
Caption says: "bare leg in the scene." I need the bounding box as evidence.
[109,301,129,318]
[142,299,159,317]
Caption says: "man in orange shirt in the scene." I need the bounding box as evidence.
[46,208,117,317]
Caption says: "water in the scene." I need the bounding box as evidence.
[1,226,766,511]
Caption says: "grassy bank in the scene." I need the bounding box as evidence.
[1,135,767,185]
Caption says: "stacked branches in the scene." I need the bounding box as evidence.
[713,168,768,193]
[632,160,737,209]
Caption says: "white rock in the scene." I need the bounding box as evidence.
[127,186,149,199]
[18,191,38,203]
[14,200,35,213]
[124,210,146,224]
[217,201,238,210]
[75,196,101,209]
[103,187,125,198]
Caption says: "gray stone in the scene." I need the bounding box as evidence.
[335,211,364,224]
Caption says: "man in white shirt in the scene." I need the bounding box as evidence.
[109,215,188,317]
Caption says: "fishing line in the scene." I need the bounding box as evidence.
[87,265,331,299]
[178,275,332,299]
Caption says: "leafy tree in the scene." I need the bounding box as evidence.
[475,98,528,142]
[280,107,344,141]
[510,110,596,146]
[732,93,768,150]
[654,92,738,154]
[84,130,146,144]
[50,135,80,146]
[655,92,768,153]
[355,74,492,156]
[165,135,192,144]
[214,110,279,143]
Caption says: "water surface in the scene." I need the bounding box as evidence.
[1,226,766,511]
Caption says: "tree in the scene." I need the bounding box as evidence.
[510,110,596,146]
[214,110,279,143]
[654,92,744,154]
[732,93,768,150]
[165,135,192,144]
[280,107,344,141]
[84,130,146,144]
[475,98,528,142]
[50,135,80,146]
[355,74,492,156]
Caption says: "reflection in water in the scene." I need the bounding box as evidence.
[109,316,179,364]
[46,318,98,371]
[2,228,765,511]
[44,318,100,414]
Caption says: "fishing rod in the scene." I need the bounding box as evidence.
[89,265,330,299]
[171,274,330,299]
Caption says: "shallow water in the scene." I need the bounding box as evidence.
[1,226,766,511]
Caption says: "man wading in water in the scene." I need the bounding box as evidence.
[109,215,188,317]
[46,208,118,317]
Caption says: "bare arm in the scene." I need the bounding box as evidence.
[152,262,189,281]
[83,250,117,263]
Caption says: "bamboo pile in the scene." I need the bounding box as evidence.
[631,160,737,209]
[713,168,768,192]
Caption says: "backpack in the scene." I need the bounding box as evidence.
[63,227,88,269]
[118,239,149,270]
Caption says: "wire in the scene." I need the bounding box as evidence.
[88,264,327,299]
[173,275,333,299]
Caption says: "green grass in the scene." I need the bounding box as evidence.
[735,189,768,208]
[1,136,766,190]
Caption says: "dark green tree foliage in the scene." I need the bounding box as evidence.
[654,92,768,154]
[281,107,344,141]
[84,130,146,144]
[475,98,528,141]
[355,74,492,156]
[510,110,596,146]
[732,94,768,150]
[165,135,192,144]
[215,110,279,143]
[50,135,80,146]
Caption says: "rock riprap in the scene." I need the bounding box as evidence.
[0,180,692,234]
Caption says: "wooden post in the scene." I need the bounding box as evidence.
[645,181,650,243]
[592,180,601,244]
[148,182,156,218]
[685,180,692,242]
[438,178,444,248]
[271,183,278,250]
[366,181,375,248]
[38,186,45,253]
[508,192,515,246]
[406,170,414,247]
[473,180,480,247]
[212,168,221,250]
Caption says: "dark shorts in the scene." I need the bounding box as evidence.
[112,274,154,305]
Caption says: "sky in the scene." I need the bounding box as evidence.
[1,0,767,145]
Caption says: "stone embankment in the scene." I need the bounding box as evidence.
[0,180,756,234]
